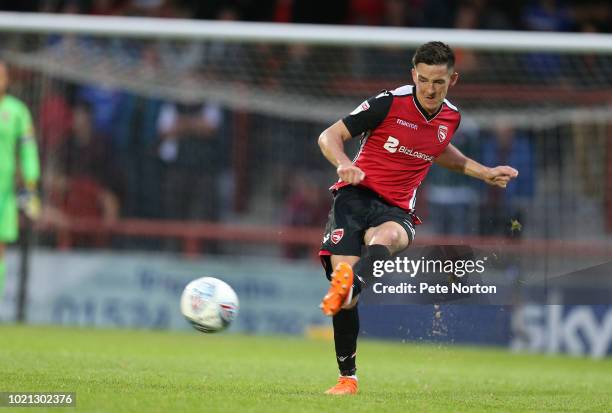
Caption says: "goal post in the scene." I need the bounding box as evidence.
[1,12,612,51]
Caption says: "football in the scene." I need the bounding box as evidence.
[180,277,239,333]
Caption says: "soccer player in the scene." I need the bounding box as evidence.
[0,61,41,301]
[318,42,518,395]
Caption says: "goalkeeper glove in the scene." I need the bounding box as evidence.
[18,183,41,221]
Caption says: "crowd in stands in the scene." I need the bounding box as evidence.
[32,73,536,247]
[1,0,607,255]
[35,80,229,226]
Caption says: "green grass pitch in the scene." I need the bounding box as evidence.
[1,324,611,412]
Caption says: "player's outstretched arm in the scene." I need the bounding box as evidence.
[435,143,518,188]
[318,120,365,185]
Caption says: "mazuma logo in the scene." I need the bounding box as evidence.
[383,136,434,162]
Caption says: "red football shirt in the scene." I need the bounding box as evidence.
[331,85,461,211]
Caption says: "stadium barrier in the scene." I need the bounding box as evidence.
[2,248,610,358]
[37,218,612,258]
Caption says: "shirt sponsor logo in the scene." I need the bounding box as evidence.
[396,118,418,130]
[383,136,434,162]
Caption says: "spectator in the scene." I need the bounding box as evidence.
[157,6,205,76]
[426,117,481,235]
[381,0,409,27]
[113,91,164,219]
[351,0,411,79]
[76,83,121,138]
[423,0,458,28]
[200,6,250,83]
[38,79,73,159]
[453,1,483,73]
[479,121,535,237]
[123,0,174,18]
[521,0,574,32]
[156,101,224,222]
[89,0,128,15]
[520,0,574,81]
[56,102,116,190]
[349,0,384,26]
[45,102,120,245]
[479,1,518,30]
[281,171,329,259]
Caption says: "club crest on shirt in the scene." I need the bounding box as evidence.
[437,124,448,143]
[350,100,370,115]
[331,229,344,244]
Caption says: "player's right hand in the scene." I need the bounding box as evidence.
[485,165,518,188]
[337,163,365,185]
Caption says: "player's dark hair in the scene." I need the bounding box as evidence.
[412,41,455,70]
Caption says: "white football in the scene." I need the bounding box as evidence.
[180,277,239,333]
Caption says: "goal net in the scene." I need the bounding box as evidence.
[1,12,611,259]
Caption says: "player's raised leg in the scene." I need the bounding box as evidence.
[320,255,359,316]
[323,220,412,316]
[353,220,412,283]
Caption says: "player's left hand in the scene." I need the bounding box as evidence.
[18,186,41,221]
[484,166,519,188]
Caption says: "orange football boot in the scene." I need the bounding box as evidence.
[320,262,354,316]
[325,376,358,395]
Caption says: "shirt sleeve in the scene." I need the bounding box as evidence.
[341,91,393,137]
[18,103,40,184]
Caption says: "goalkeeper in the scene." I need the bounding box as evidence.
[0,61,40,301]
